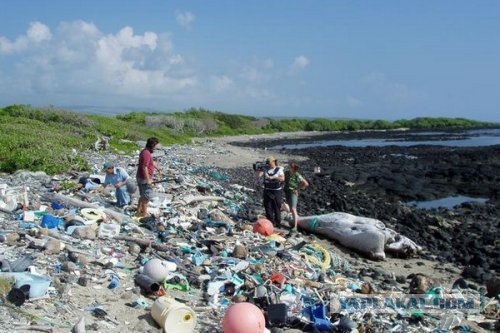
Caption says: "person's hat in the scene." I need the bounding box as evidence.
[102,162,114,170]
[266,156,276,163]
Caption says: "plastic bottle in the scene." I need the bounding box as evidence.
[151,296,197,333]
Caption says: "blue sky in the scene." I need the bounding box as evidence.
[0,1,499,121]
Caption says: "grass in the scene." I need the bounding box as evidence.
[1,104,498,175]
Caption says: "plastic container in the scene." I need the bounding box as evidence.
[304,303,332,331]
[0,272,52,298]
[151,296,197,333]
[81,208,106,221]
[98,223,121,239]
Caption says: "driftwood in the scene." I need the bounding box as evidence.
[15,327,53,333]
[115,236,201,277]
[41,193,128,223]
[115,235,172,252]
[175,195,224,206]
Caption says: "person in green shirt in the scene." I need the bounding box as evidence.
[284,162,309,232]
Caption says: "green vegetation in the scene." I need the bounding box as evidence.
[0,104,498,174]
[0,105,93,174]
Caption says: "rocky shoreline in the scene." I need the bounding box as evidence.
[226,131,500,284]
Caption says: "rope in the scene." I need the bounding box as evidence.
[300,242,331,272]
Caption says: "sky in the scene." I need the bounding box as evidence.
[0,1,499,121]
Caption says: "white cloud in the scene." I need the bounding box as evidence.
[362,72,426,105]
[0,20,197,99]
[0,21,51,54]
[169,54,184,65]
[26,21,52,42]
[290,55,310,73]
[346,96,362,108]
[241,66,271,83]
[210,75,234,92]
[238,57,276,83]
[0,21,313,111]
[176,10,195,30]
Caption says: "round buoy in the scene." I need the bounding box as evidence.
[253,218,274,236]
[223,302,265,333]
[143,258,176,282]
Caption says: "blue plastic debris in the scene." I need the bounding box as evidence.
[108,275,119,289]
[18,222,37,229]
[303,303,332,331]
[51,202,65,210]
[40,214,61,229]
[192,250,207,266]
[348,282,361,291]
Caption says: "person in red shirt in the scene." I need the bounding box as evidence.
[136,137,159,217]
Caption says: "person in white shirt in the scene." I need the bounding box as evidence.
[256,156,285,227]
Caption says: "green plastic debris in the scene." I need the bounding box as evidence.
[163,282,190,292]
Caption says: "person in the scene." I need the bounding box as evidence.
[256,156,285,227]
[102,162,135,208]
[136,137,160,217]
[284,162,309,232]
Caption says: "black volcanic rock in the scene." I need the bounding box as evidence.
[226,132,500,283]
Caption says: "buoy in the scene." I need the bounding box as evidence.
[223,302,265,333]
[253,218,274,236]
[143,258,177,282]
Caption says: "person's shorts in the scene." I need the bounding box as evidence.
[137,178,153,201]
[285,190,298,209]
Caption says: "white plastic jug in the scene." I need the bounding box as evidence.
[151,296,197,333]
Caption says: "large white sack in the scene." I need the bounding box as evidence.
[297,212,421,260]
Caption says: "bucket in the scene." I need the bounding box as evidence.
[151,296,197,333]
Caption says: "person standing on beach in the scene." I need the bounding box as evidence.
[284,162,309,232]
[136,137,159,218]
[256,156,285,227]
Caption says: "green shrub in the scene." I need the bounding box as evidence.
[0,104,498,174]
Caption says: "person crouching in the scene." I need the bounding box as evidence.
[102,162,136,208]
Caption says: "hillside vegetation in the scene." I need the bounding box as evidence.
[0,104,497,174]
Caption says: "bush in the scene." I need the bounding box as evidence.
[1,104,498,174]
[0,117,92,174]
